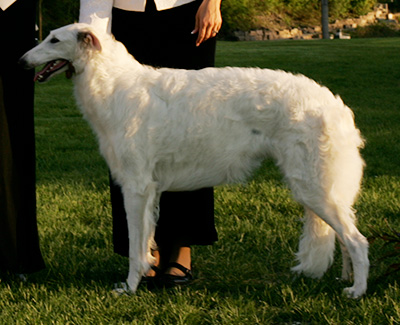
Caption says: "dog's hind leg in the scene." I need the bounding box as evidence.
[338,234,352,281]
[291,200,368,298]
[334,221,369,298]
[120,182,158,293]
[288,174,369,298]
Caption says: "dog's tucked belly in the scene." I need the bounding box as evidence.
[152,151,266,192]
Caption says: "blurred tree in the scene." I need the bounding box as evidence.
[38,0,79,40]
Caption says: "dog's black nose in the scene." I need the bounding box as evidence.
[18,56,32,70]
[18,57,27,68]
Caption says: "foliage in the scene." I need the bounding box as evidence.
[37,0,377,38]
[219,0,377,35]
[350,0,377,16]
[349,21,400,37]
[220,0,254,33]
[39,0,79,38]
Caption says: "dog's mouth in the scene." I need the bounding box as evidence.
[34,59,75,82]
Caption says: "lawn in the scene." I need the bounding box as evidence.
[0,38,399,324]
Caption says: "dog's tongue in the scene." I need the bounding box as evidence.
[34,60,68,82]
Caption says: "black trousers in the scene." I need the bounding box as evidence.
[0,0,45,273]
[110,0,218,256]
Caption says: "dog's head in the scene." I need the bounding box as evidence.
[19,23,102,82]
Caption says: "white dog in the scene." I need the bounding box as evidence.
[20,23,369,298]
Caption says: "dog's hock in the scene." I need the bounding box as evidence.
[77,31,102,52]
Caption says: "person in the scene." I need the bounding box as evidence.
[79,0,222,287]
[0,0,45,275]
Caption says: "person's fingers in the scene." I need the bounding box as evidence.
[195,18,221,46]
[193,0,222,46]
[196,24,212,46]
[191,16,200,36]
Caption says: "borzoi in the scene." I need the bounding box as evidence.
[20,23,369,298]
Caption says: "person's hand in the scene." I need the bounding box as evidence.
[192,0,222,47]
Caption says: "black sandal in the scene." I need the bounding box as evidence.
[140,265,163,289]
[160,262,193,288]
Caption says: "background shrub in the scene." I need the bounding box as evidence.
[349,21,400,37]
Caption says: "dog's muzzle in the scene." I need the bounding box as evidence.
[33,59,75,82]
[19,57,75,83]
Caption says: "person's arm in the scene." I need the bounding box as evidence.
[192,0,222,47]
[79,0,114,34]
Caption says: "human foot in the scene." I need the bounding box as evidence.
[161,246,192,287]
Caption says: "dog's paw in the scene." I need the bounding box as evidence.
[343,286,365,299]
[340,266,353,282]
[112,282,133,296]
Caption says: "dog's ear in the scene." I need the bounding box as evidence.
[77,31,102,51]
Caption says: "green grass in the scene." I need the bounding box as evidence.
[1,38,399,324]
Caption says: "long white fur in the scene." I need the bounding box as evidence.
[20,23,369,298]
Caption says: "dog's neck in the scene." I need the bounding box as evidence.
[75,37,142,95]
[72,36,147,134]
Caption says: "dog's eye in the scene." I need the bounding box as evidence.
[50,38,60,44]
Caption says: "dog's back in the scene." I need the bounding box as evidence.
[95,63,362,193]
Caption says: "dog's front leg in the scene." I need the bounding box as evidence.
[117,183,158,294]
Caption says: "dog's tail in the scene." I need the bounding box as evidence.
[291,208,336,278]
[320,98,365,210]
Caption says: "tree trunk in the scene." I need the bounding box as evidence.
[321,0,330,39]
